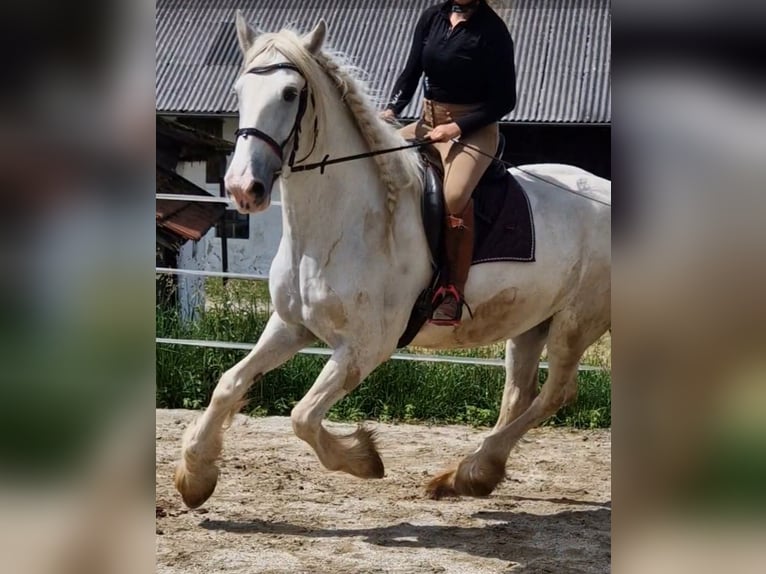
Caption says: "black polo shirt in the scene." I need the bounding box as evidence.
[386,1,517,136]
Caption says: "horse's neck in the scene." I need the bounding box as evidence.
[277,98,431,305]
[279,104,400,256]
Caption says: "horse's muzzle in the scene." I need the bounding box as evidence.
[225,175,271,213]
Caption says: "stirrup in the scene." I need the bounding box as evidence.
[429,285,472,326]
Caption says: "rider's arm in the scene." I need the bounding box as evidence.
[386,8,436,116]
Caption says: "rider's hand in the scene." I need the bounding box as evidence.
[426,122,462,143]
[379,108,397,123]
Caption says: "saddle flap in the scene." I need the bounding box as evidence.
[421,161,445,267]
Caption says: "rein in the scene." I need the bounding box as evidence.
[452,139,613,207]
[277,138,432,175]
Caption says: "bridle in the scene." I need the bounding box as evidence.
[233,60,431,177]
[233,62,318,172]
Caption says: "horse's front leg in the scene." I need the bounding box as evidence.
[290,346,385,479]
[175,314,314,508]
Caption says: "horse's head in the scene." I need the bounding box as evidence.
[225,12,327,213]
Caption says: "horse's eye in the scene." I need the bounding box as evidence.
[282,87,299,102]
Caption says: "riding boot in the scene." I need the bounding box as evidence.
[430,200,475,325]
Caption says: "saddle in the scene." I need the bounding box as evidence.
[396,134,536,348]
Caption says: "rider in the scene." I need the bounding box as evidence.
[381,0,516,325]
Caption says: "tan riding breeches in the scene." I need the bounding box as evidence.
[399,99,499,215]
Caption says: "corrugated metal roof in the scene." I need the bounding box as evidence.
[156,165,226,242]
[157,0,611,123]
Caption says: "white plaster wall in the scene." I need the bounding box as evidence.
[177,117,283,305]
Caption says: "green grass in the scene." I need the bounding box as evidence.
[157,279,611,428]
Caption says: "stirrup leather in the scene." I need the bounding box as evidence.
[447,214,469,229]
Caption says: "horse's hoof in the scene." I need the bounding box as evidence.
[425,467,459,500]
[344,444,385,479]
[174,461,219,509]
[426,457,506,499]
[362,450,385,479]
[343,425,385,479]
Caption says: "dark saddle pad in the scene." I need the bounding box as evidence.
[396,139,536,348]
[421,141,536,268]
[472,168,536,264]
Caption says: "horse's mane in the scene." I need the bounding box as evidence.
[243,29,423,219]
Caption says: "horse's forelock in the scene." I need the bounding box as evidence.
[243,30,320,80]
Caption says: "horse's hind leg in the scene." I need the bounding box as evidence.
[290,346,385,479]
[175,314,313,508]
[494,320,550,430]
[427,310,602,499]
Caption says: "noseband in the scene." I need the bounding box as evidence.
[234,62,318,171]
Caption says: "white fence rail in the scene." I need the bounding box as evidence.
[156,267,268,281]
[156,193,282,207]
[156,193,607,372]
[155,335,606,371]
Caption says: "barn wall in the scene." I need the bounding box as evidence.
[177,117,283,283]
[502,124,611,180]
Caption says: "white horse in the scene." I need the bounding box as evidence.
[175,16,610,508]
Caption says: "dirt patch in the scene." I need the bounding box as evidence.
[156,410,610,573]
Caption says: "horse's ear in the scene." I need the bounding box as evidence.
[303,19,327,54]
[235,9,257,54]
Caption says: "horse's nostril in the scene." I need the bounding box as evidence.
[251,181,265,198]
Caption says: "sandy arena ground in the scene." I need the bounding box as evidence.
[156,409,610,573]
